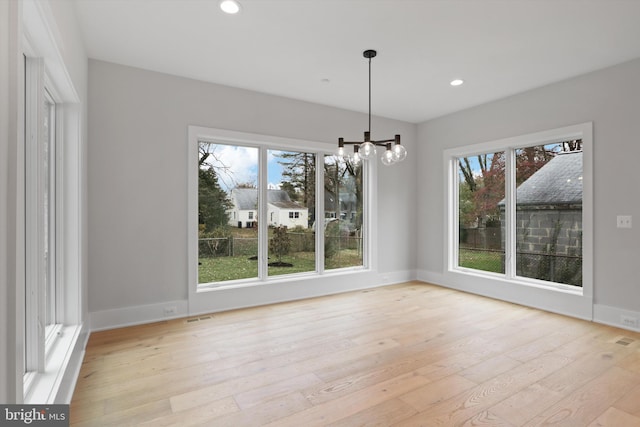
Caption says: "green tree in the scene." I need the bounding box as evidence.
[324,157,363,230]
[280,181,298,202]
[276,151,316,224]
[199,149,232,232]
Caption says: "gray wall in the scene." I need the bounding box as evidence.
[0,0,18,403]
[88,60,417,315]
[418,58,640,313]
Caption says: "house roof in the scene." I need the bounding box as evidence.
[232,188,304,210]
[512,151,583,206]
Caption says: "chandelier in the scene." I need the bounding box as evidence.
[338,49,406,166]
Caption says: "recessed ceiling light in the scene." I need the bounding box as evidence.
[450,79,464,86]
[220,0,241,14]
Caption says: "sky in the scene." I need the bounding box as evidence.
[200,143,286,192]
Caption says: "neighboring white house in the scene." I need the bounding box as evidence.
[227,188,308,229]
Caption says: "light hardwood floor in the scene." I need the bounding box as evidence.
[70,282,640,426]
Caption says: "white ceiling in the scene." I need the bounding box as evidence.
[73,0,640,124]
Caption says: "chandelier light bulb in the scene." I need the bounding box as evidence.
[359,141,377,160]
[392,144,407,162]
[381,148,395,166]
[337,146,345,158]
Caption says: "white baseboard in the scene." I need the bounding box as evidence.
[418,270,640,334]
[378,269,417,285]
[593,304,640,333]
[90,271,418,332]
[90,271,639,337]
[416,269,445,285]
[415,269,592,321]
[90,299,189,332]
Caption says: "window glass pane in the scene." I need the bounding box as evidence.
[324,155,363,270]
[198,142,258,284]
[457,152,505,273]
[515,141,583,286]
[267,150,316,277]
[43,93,56,329]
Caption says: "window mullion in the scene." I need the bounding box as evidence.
[54,104,64,324]
[505,148,516,279]
[450,157,460,271]
[258,147,268,280]
[316,153,325,273]
[44,90,57,334]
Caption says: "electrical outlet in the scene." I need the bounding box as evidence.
[164,306,178,316]
[620,315,638,328]
[617,215,632,229]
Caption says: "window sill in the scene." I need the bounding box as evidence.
[24,325,83,404]
[196,266,367,293]
[450,267,584,296]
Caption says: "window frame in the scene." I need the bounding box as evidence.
[188,126,372,295]
[444,123,593,317]
[21,1,84,403]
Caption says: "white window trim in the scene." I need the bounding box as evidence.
[21,0,84,404]
[443,122,593,320]
[187,126,374,300]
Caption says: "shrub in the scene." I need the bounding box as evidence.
[269,226,291,263]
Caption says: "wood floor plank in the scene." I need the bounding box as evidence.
[233,373,323,410]
[395,353,574,426]
[489,383,563,426]
[613,383,640,417]
[398,374,478,412]
[459,410,516,426]
[327,398,417,427]
[587,407,640,427]
[263,372,430,426]
[70,282,640,426]
[523,366,640,427]
[459,354,522,384]
[139,397,239,427]
[209,392,313,427]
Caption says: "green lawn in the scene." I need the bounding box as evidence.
[198,249,363,283]
[458,248,503,273]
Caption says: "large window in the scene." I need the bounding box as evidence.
[514,142,583,286]
[25,58,62,376]
[448,124,591,294]
[457,151,505,274]
[192,129,367,289]
[197,142,259,283]
[21,2,84,404]
[267,149,316,277]
[324,155,364,270]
